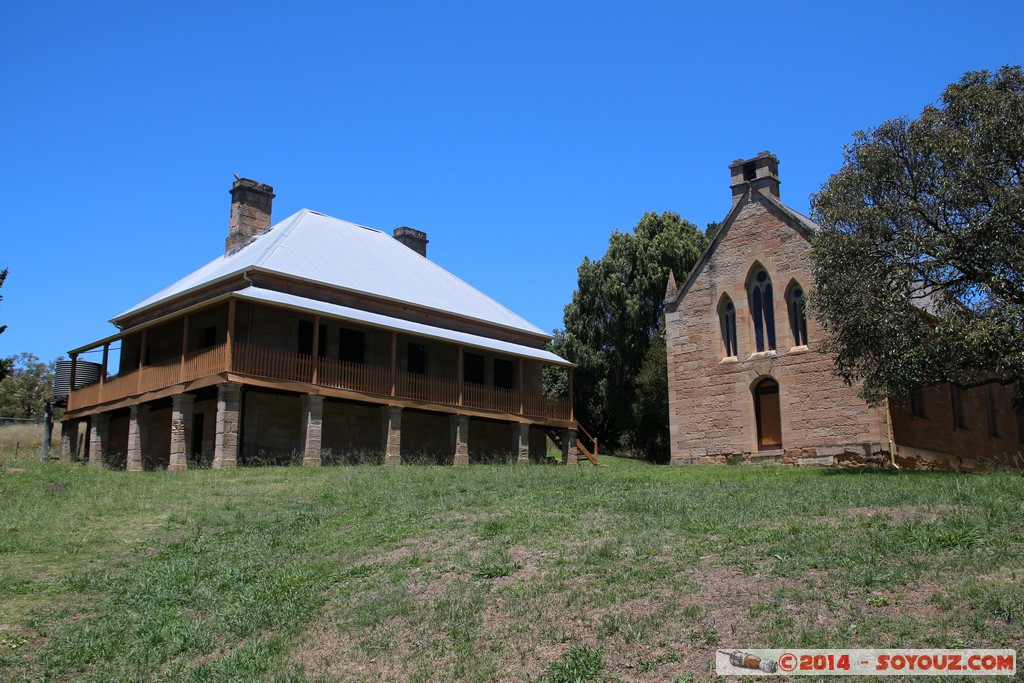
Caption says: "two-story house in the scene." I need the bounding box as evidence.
[61,179,588,470]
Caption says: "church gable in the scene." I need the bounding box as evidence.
[664,152,889,465]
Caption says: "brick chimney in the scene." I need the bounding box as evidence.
[729,151,780,204]
[226,178,275,253]
[393,226,428,257]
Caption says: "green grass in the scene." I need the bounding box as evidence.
[1,448,1022,682]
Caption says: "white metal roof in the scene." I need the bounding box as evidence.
[115,209,549,337]
[234,287,571,366]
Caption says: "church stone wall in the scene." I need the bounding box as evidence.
[665,193,889,465]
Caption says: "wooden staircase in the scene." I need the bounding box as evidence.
[546,424,598,465]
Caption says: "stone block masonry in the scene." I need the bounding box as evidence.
[450,414,469,466]
[168,394,194,472]
[561,428,578,465]
[213,383,241,469]
[126,404,149,472]
[88,413,109,468]
[514,423,530,464]
[664,160,889,465]
[382,406,402,466]
[302,395,324,467]
[59,420,79,463]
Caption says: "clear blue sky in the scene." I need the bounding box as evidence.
[2,1,1021,365]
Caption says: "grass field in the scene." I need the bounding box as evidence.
[1,441,1022,682]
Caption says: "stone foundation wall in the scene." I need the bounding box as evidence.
[243,391,303,464]
[142,406,172,470]
[192,397,218,465]
[528,426,549,462]
[468,418,515,463]
[322,400,381,460]
[400,410,451,463]
[687,442,890,468]
[107,413,130,468]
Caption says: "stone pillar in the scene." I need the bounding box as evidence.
[59,420,78,462]
[213,382,241,469]
[561,428,578,465]
[302,395,325,467]
[450,414,469,466]
[127,404,149,472]
[381,406,402,466]
[88,413,110,468]
[168,393,195,472]
[513,423,530,465]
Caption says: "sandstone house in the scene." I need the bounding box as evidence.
[664,152,1021,470]
[61,179,589,469]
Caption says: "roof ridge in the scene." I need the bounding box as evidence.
[247,208,310,267]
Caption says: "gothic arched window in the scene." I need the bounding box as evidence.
[718,295,738,358]
[749,267,776,352]
[786,281,809,347]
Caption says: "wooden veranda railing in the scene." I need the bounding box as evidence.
[67,341,572,422]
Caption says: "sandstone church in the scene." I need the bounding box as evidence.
[663,152,1020,470]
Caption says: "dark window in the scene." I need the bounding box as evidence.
[201,325,216,349]
[719,296,737,357]
[911,387,927,418]
[339,328,365,364]
[298,321,327,356]
[750,269,776,352]
[494,359,515,390]
[787,284,808,346]
[754,378,782,451]
[464,352,485,384]
[408,343,427,375]
[743,161,756,181]
[951,384,966,429]
[985,384,999,437]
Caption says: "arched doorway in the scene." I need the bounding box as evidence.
[754,378,782,450]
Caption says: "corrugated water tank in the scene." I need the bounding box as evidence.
[52,360,103,399]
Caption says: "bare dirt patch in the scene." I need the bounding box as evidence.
[292,550,848,682]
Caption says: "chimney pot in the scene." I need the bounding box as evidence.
[226,178,275,253]
[393,226,428,257]
[728,151,780,204]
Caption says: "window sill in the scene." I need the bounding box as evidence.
[720,356,739,364]
[788,345,809,354]
[748,350,777,360]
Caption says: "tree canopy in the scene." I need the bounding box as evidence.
[0,353,56,419]
[810,66,1024,404]
[551,211,707,460]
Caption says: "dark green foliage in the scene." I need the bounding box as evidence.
[633,324,670,463]
[0,353,55,419]
[553,212,707,457]
[810,66,1024,404]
